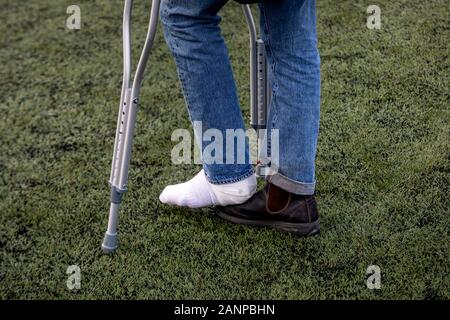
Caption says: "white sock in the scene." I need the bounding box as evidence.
[159,170,256,208]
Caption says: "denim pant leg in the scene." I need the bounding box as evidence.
[160,0,254,184]
[259,0,321,195]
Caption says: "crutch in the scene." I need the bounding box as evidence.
[102,0,161,253]
[242,5,271,176]
[102,2,269,253]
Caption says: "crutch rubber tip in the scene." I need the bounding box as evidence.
[101,232,118,253]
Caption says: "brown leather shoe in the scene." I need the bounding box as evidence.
[216,183,320,236]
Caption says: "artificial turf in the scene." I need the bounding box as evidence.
[0,0,448,299]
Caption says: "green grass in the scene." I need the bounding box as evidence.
[0,0,448,299]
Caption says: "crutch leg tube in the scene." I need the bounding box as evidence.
[242,5,271,176]
[102,0,161,253]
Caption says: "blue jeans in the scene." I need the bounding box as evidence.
[160,0,320,195]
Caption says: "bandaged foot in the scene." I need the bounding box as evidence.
[159,170,256,208]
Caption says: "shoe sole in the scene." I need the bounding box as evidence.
[216,209,320,237]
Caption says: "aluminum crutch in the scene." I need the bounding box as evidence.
[242,5,272,176]
[102,0,161,253]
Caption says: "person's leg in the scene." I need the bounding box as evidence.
[260,0,321,195]
[159,0,256,207]
[217,0,321,236]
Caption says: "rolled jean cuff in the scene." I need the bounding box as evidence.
[205,167,254,185]
[265,171,316,195]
